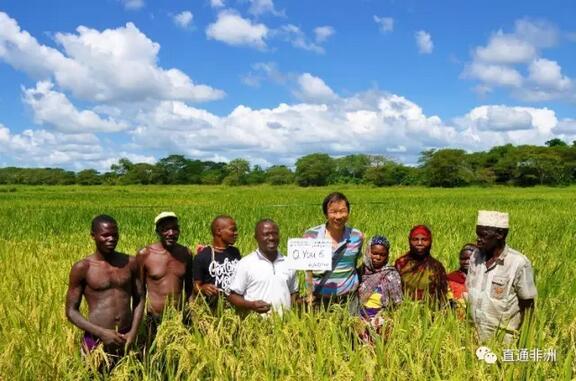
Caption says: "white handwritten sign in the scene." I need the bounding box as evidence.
[287,238,332,271]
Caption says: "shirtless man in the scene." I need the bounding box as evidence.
[65,215,144,363]
[137,212,193,337]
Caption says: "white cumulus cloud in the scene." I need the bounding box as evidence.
[415,31,433,54]
[474,34,536,64]
[314,26,335,43]
[276,24,328,54]
[120,0,145,10]
[22,81,130,133]
[514,18,558,48]
[527,58,571,91]
[248,0,282,16]
[373,16,394,33]
[455,105,557,146]
[463,18,573,103]
[173,11,193,29]
[553,119,576,135]
[210,0,225,8]
[295,73,337,103]
[0,12,224,103]
[463,62,523,87]
[206,10,268,49]
[125,89,568,167]
[0,123,155,170]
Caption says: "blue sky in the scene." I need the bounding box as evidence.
[0,0,575,170]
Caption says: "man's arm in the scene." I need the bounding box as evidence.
[227,260,270,313]
[135,248,148,299]
[290,292,299,306]
[437,264,449,306]
[184,248,195,302]
[125,257,145,347]
[65,260,126,346]
[193,280,219,296]
[305,271,314,304]
[227,292,271,313]
[515,261,537,327]
[519,298,535,326]
[289,271,300,306]
[192,250,219,297]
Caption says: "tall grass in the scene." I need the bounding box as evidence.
[0,185,574,380]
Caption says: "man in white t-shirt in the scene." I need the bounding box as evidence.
[228,219,298,314]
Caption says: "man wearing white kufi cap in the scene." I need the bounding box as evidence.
[465,210,537,344]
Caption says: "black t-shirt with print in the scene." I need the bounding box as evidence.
[193,246,241,294]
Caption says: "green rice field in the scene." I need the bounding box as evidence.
[0,185,574,380]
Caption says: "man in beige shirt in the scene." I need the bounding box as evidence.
[466,210,537,343]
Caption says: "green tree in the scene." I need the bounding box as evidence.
[487,144,516,184]
[200,162,226,185]
[154,154,206,184]
[120,162,156,184]
[223,158,250,186]
[474,168,496,186]
[155,154,190,184]
[419,149,474,187]
[295,153,335,186]
[245,165,267,185]
[76,169,102,185]
[265,165,295,185]
[545,138,567,147]
[364,160,411,186]
[110,158,133,177]
[512,147,570,186]
[334,154,370,184]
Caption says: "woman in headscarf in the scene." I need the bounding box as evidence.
[447,243,477,319]
[394,225,448,307]
[357,235,403,341]
[447,243,476,300]
[358,235,403,319]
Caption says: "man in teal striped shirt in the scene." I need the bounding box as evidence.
[304,192,364,314]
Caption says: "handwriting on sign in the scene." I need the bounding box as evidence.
[287,239,332,271]
[291,249,326,260]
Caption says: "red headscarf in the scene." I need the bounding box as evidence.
[409,225,432,240]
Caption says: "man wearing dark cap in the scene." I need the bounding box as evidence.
[136,212,193,341]
[466,210,537,343]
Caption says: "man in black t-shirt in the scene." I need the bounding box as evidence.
[193,215,241,307]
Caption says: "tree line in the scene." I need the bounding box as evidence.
[1,139,575,187]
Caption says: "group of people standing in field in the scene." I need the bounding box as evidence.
[66,192,537,369]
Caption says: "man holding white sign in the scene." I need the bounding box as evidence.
[287,238,332,272]
[228,219,298,315]
[303,192,365,314]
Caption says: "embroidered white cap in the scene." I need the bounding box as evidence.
[477,210,509,228]
[154,211,178,225]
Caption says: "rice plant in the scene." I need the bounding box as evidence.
[0,185,574,380]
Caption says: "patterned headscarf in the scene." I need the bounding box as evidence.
[364,235,391,270]
[360,235,402,305]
